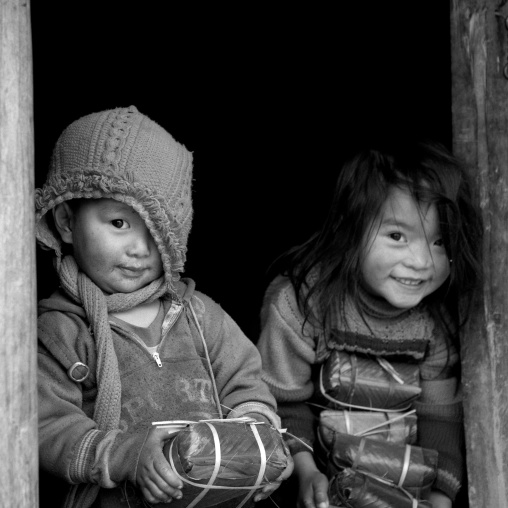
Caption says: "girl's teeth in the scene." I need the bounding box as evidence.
[397,278,421,286]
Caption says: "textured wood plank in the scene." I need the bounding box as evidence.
[0,0,37,506]
[451,1,508,506]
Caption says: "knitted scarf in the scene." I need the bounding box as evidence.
[59,255,169,507]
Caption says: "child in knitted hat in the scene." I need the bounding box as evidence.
[35,106,292,508]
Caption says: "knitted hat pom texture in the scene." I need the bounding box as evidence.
[35,106,193,297]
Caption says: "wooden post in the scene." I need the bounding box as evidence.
[0,1,37,507]
[451,1,508,506]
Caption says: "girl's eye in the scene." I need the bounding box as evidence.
[434,238,444,247]
[111,219,127,229]
[389,232,403,241]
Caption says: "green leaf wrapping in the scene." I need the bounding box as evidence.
[161,421,289,508]
[327,433,438,497]
[318,409,417,448]
[321,351,421,410]
[329,469,433,508]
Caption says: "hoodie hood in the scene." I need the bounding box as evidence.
[35,106,193,298]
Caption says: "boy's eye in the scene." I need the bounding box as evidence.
[111,219,127,229]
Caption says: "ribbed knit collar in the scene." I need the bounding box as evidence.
[315,284,430,363]
[357,285,415,320]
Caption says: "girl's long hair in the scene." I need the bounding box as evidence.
[279,141,483,346]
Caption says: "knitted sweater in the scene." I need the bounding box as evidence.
[256,275,464,501]
[38,278,278,507]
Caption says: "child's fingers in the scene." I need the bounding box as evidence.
[139,481,166,504]
[139,479,175,504]
[253,481,281,502]
[136,431,183,502]
[138,467,183,504]
[298,472,329,508]
[145,470,182,498]
[254,454,294,502]
[279,455,294,480]
[153,453,183,490]
[312,474,329,508]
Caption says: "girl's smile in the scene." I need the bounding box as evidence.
[393,277,426,286]
[360,186,450,309]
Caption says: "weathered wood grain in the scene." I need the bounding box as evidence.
[0,0,37,506]
[451,1,508,506]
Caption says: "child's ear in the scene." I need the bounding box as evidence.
[52,202,75,245]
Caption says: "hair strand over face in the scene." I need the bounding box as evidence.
[278,141,483,349]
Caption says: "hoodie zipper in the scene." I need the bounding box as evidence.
[152,351,162,368]
[150,300,184,368]
[110,299,184,368]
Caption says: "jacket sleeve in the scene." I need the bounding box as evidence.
[190,291,281,428]
[415,318,464,501]
[256,276,319,453]
[38,311,155,488]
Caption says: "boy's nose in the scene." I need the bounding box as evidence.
[127,230,153,257]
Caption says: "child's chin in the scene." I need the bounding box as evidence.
[387,296,423,309]
[100,280,154,295]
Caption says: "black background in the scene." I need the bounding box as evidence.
[31,3,452,341]
[31,3,464,507]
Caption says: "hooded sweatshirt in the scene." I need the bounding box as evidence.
[38,278,278,507]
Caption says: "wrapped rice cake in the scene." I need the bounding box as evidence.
[318,409,417,448]
[329,468,433,508]
[327,432,438,497]
[161,419,290,507]
[320,350,421,410]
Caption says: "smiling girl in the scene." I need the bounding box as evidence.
[257,141,482,508]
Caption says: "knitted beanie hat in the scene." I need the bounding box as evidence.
[35,105,193,296]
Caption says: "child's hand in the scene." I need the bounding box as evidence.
[427,490,452,508]
[253,453,294,503]
[294,451,329,508]
[135,427,183,504]
[297,469,329,508]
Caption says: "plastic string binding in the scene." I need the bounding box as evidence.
[376,357,405,384]
[351,439,418,508]
[317,409,416,453]
[353,409,416,437]
[284,431,314,453]
[397,445,412,488]
[235,423,266,508]
[355,469,419,508]
[166,421,269,507]
[319,365,413,413]
[188,301,223,419]
[185,421,222,508]
[344,410,351,435]
[351,437,367,472]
